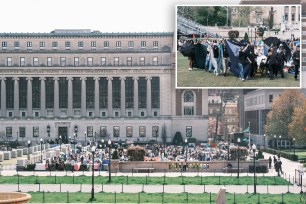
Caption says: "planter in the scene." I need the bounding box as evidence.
[0,192,31,204]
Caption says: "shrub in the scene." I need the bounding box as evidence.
[25,164,36,171]
[263,147,298,161]
[229,146,248,160]
[228,30,239,39]
[127,145,146,161]
[79,164,88,171]
[112,149,119,160]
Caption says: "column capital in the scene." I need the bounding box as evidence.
[80,77,87,81]
[26,77,33,81]
[93,77,100,81]
[53,77,60,81]
[107,77,113,81]
[13,77,19,81]
[0,77,6,81]
[39,77,46,81]
[66,77,74,81]
[120,77,126,81]
[146,77,152,81]
[133,77,139,81]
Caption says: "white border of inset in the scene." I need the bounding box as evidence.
[175,4,302,89]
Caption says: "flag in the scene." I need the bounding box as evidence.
[224,39,242,77]
[243,127,250,133]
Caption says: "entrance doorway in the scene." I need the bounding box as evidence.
[58,127,68,144]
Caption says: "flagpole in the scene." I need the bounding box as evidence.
[248,121,251,150]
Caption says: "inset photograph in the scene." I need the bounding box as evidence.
[176,5,301,88]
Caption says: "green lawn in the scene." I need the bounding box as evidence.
[176,52,300,88]
[281,149,306,158]
[27,192,303,203]
[0,175,290,185]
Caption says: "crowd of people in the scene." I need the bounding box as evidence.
[179,36,300,81]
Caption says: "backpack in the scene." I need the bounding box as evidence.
[213,45,219,58]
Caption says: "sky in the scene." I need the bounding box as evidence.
[0,0,240,33]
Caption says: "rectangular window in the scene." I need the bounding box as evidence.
[2,41,7,47]
[112,77,121,108]
[101,57,106,66]
[33,126,39,137]
[19,127,26,137]
[47,57,52,66]
[141,41,146,49]
[104,41,109,48]
[126,126,133,137]
[125,77,134,108]
[14,41,20,49]
[153,57,158,66]
[153,41,158,47]
[78,41,84,49]
[60,57,66,66]
[99,77,108,108]
[20,57,25,66]
[114,57,119,66]
[138,77,146,108]
[32,77,41,109]
[116,41,121,48]
[91,41,96,48]
[33,57,39,66]
[52,42,58,49]
[73,77,81,108]
[127,57,132,66]
[139,126,146,137]
[128,41,134,48]
[40,42,45,49]
[269,95,273,103]
[140,57,145,66]
[6,127,12,137]
[87,57,93,66]
[151,77,160,108]
[27,42,32,47]
[186,126,192,137]
[100,126,107,137]
[65,41,71,49]
[152,126,159,137]
[7,57,12,67]
[113,126,120,137]
[74,57,79,66]
[19,78,27,109]
[184,106,194,115]
[59,77,68,108]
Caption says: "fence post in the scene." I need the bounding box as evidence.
[162,192,164,204]
[274,176,276,185]
[138,192,140,204]
[101,182,104,192]
[204,184,206,193]
[115,192,117,203]
[35,175,38,184]
[132,168,134,177]
[183,184,185,193]
[43,190,45,203]
[73,175,74,184]
[39,183,41,192]
[67,191,69,203]
[163,184,165,193]
[287,182,290,193]
[80,183,82,192]
[146,176,148,184]
[18,174,20,192]
[234,192,236,204]
[209,192,212,204]
[55,175,57,184]
[164,175,166,184]
[121,183,123,193]
[247,184,248,193]
[65,169,67,176]
[60,183,61,192]
[127,176,128,185]
[258,193,260,203]
[219,176,220,185]
[186,192,189,204]
[201,175,203,185]
[142,184,144,192]
[282,193,284,204]
[267,184,269,194]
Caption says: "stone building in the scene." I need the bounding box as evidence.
[0,29,209,145]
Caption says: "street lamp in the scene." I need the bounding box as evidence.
[90,145,96,201]
[263,134,266,147]
[73,133,76,151]
[227,140,230,160]
[252,144,257,194]
[185,138,188,160]
[85,131,87,146]
[59,135,62,153]
[27,140,31,156]
[248,26,250,38]
[279,135,282,150]
[16,132,19,149]
[274,135,276,149]
[40,138,43,162]
[108,139,112,183]
[248,122,251,150]
[255,26,258,42]
[237,138,241,178]
[293,138,296,157]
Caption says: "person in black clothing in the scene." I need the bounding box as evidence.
[268,156,272,169]
[266,47,278,80]
[222,41,229,76]
[292,45,300,80]
[276,44,287,78]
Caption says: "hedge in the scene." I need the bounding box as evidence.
[263,147,298,161]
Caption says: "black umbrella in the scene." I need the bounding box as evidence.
[280,41,292,61]
[179,41,195,57]
[264,37,280,47]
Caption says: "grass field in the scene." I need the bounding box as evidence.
[0,175,290,185]
[176,52,300,88]
[27,192,303,203]
[281,149,306,158]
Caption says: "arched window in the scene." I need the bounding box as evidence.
[182,90,195,116]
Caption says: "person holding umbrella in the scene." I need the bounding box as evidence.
[276,44,286,78]
[292,45,300,80]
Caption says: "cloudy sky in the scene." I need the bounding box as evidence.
[0,0,240,33]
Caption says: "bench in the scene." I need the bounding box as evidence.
[133,167,154,173]
[223,167,243,173]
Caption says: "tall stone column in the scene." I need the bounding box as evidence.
[40,77,46,117]
[146,77,152,117]
[13,77,19,117]
[120,77,126,117]
[133,77,139,116]
[94,77,100,117]
[53,77,59,117]
[288,6,292,25]
[67,77,73,117]
[81,77,87,117]
[1,78,6,117]
[26,77,33,117]
[107,77,113,117]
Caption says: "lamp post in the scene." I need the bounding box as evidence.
[237,138,241,178]
[16,132,19,149]
[185,138,188,160]
[27,140,31,156]
[255,26,257,42]
[279,135,282,150]
[293,138,296,157]
[90,145,96,201]
[85,131,87,146]
[40,138,43,162]
[108,139,112,183]
[47,125,50,137]
[228,140,230,160]
[59,135,62,153]
[248,121,251,150]
[274,135,276,149]
[248,26,250,39]
[263,134,266,147]
[252,144,257,194]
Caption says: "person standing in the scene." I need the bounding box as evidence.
[276,44,286,78]
[268,156,272,169]
[266,47,278,80]
[222,41,229,76]
[212,40,220,76]
[292,45,300,80]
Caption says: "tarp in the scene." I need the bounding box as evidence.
[179,41,195,57]
[193,43,207,69]
[224,39,243,77]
